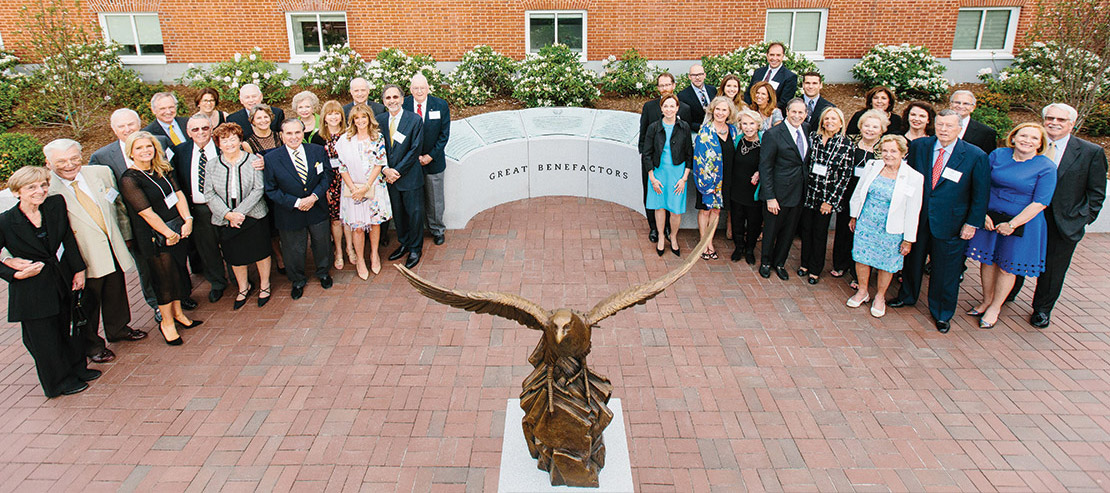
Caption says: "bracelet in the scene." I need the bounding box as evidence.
[184,216,193,220]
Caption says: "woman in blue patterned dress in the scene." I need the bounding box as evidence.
[643,94,693,256]
[333,104,393,280]
[693,96,738,259]
[965,123,1057,329]
[846,135,924,318]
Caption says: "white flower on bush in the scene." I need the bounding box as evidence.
[234,53,241,62]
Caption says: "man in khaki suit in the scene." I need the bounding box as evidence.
[44,139,146,362]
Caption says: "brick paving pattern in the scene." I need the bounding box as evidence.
[0,197,1108,492]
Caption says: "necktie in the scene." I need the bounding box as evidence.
[416,103,423,118]
[807,100,815,116]
[763,69,772,82]
[293,148,307,184]
[71,182,108,234]
[1044,141,1057,162]
[931,148,945,189]
[168,124,183,146]
[795,129,806,160]
[697,89,708,107]
[197,148,207,192]
[389,116,398,145]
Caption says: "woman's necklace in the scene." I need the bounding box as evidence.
[739,138,760,155]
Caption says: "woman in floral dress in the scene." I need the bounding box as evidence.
[333,104,392,280]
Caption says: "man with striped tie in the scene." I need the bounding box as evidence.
[263,118,333,300]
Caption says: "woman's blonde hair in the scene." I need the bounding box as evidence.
[705,96,739,125]
[7,166,50,194]
[319,100,346,141]
[736,108,765,129]
[345,103,381,140]
[1006,122,1049,154]
[878,134,909,156]
[817,107,847,138]
[858,108,890,134]
[125,131,172,177]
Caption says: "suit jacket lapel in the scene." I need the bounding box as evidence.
[1056,138,1082,177]
[779,124,804,160]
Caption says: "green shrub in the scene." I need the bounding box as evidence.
[513,44,599,107]
[851,44,950,101]
[298,44,368,96]
[178,47,293,104]
[368,48,446,100]
[1081,102,1110,136]
[701,42,818,92]
[445,45,517,107]
[0,50,24,131]
[971,105,1014,138]
[0,133,43,182]
[599,48,661,97]
[979,41,1110,115]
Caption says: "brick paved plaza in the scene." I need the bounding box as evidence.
[0,197,1108,492]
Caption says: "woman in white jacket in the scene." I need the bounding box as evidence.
[845,135,924,317]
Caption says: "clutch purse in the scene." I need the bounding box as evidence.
[341,182,368,198]
[987,211,1024,237]
[153,217,185,248]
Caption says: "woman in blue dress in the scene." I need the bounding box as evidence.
[642,94,693,256]
[846,135,924,318]
[965,123,1057,328]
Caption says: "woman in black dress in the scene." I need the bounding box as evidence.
[845,86,902,137]
[0,166,99,397]
[119,131,202,345]
[728,109,764,264]
[243,103,285,272]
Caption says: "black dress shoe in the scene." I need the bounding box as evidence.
[175,318,203,329]
[775,266,789,280]
[276,266,286,275]
[648,230,659,243]
[153,310,162,323]
[745,250,756,265]
[405,251,421,269]
[1029,311,1050,329]
[320,276,334,289]
[935,320,951,333]
[388,246,407,261]
[181,298,199,310]
[807,275,819,285]
[887,298,911,308]
[730,249,743,262]
[208,288,224,303]
[796,267,808,277]
[77,368,102,382]
[433,233,445,245]
[663,224,672,237]
[60,382,89,396]
[89,348,115,364]
[759,264,771,278]
[291,285,304,300]
[107,328,147,342]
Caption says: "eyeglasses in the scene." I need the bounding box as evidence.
[950,101,975,107]
[189,126,211,132]
[690,72,706,77]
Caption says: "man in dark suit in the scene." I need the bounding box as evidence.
[263,119,333,300]
[344,77,387,118]
[744,42,797,111]
[949,90,997,154]
[403,74,451,246]
[171,114,230,303]
[890,109,990,333]
[639,72,692,244]
[1005,103,1108,328]
[143,92,190,147]
[800,71,835,128]
[677,64,716,126]
[378,84,425,268]
[758,98,810,280]
[226,84,285,139]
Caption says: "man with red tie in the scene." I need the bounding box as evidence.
[403,74,451,246]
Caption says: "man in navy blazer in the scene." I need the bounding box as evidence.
[757,98,811,280]
[378,85,425,268]
[143,92,190,147]
[800,72,835,128]
[890,109,990,333]
[677,64,716,126]
[403,74,451,246]
[226,84,286,139]
[344,77,387,118]
[171,114,230,303]
[263,119,333,300]
[744,42,798,111]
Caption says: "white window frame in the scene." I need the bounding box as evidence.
[525,10,588,61]
[285,11,349,63]
[764,9,827,60]
[97,12,166,64]
[951,6,1020,60]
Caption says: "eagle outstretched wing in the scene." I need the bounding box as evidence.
[585,216,717,326]
[396,265,552,331]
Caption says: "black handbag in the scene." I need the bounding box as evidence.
[70,289,88,338]
[987,211,1025,237]
[152,217,185,248]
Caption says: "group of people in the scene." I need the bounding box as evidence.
[0,74,451,397]
[639,42,1107,334]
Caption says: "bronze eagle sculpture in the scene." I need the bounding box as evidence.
[395,218,716,487]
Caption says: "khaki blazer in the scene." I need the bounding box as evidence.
[49,166,135,278]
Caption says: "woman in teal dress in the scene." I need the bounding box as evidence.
[693,96,739,259]
[642,94,693,256]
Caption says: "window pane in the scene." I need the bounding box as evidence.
[134,14,163,55]
[529,14,555,52]
[980,10,1011,50]
[291,14,319,54]
[792,12,821,52]
[319,16,347,49]
[953,10,982,50]
[104,15,136,55]
[556,14,583,51]
[765,12,792,43]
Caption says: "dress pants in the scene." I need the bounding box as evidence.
[1009,213,1080,314]
[188,204,230,291]
[898,221,967,322]
[798,207,834,274]
[423,171,446,236]
[278,220,332,287]
[388,184,426,253]
[760,205,800,267]
[22,312,88,398]
[82,267,131,355]
[831,196,856,275]
[729,201,762,253]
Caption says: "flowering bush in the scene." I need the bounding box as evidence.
[0,133,44,182]
[702,42,818,90]
[178,47,292,104]
[599,48,661,96]
[0,50,23,131]
[298,44,368,96]
[513,44,599,107]
[370,48,446,99]
[978,42,1110,113]
[851,44,950,101]
[1082,102,1110,136]
[445,45,517,106]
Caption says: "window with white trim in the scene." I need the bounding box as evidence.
[286,12,348,61]
[98,13,165,64]
[764,9,827,59]
[526,11,587,58]
[952,7,1020,58]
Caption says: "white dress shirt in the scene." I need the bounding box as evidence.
[1046,135,1070,167]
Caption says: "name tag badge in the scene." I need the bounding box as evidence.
[393,132,407,144]
[769,80,780,90]
[941,167,963,183]
[853,166,865,177]
[163,193,179,209]
[315,162,324,174]
[104,188,119,202]
[56,243,64,261]
[812,163,828,177]
[329,158,341,169]
[429,111,441,120]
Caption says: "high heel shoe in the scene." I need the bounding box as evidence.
[966,308,985,317]
[670,236,680,257]
[656,245,665,256]
[347,246,358,265]
[371,256,381,275]
[175,318,203,329]
[846,294,871,308]
[979,317,997,329]
[233,283,254,310]
[158,323,183,346]
[258,286,271,307]
[334,250,345,270]
[357,262,370,280]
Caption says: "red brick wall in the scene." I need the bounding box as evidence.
[0,0,1041,62]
